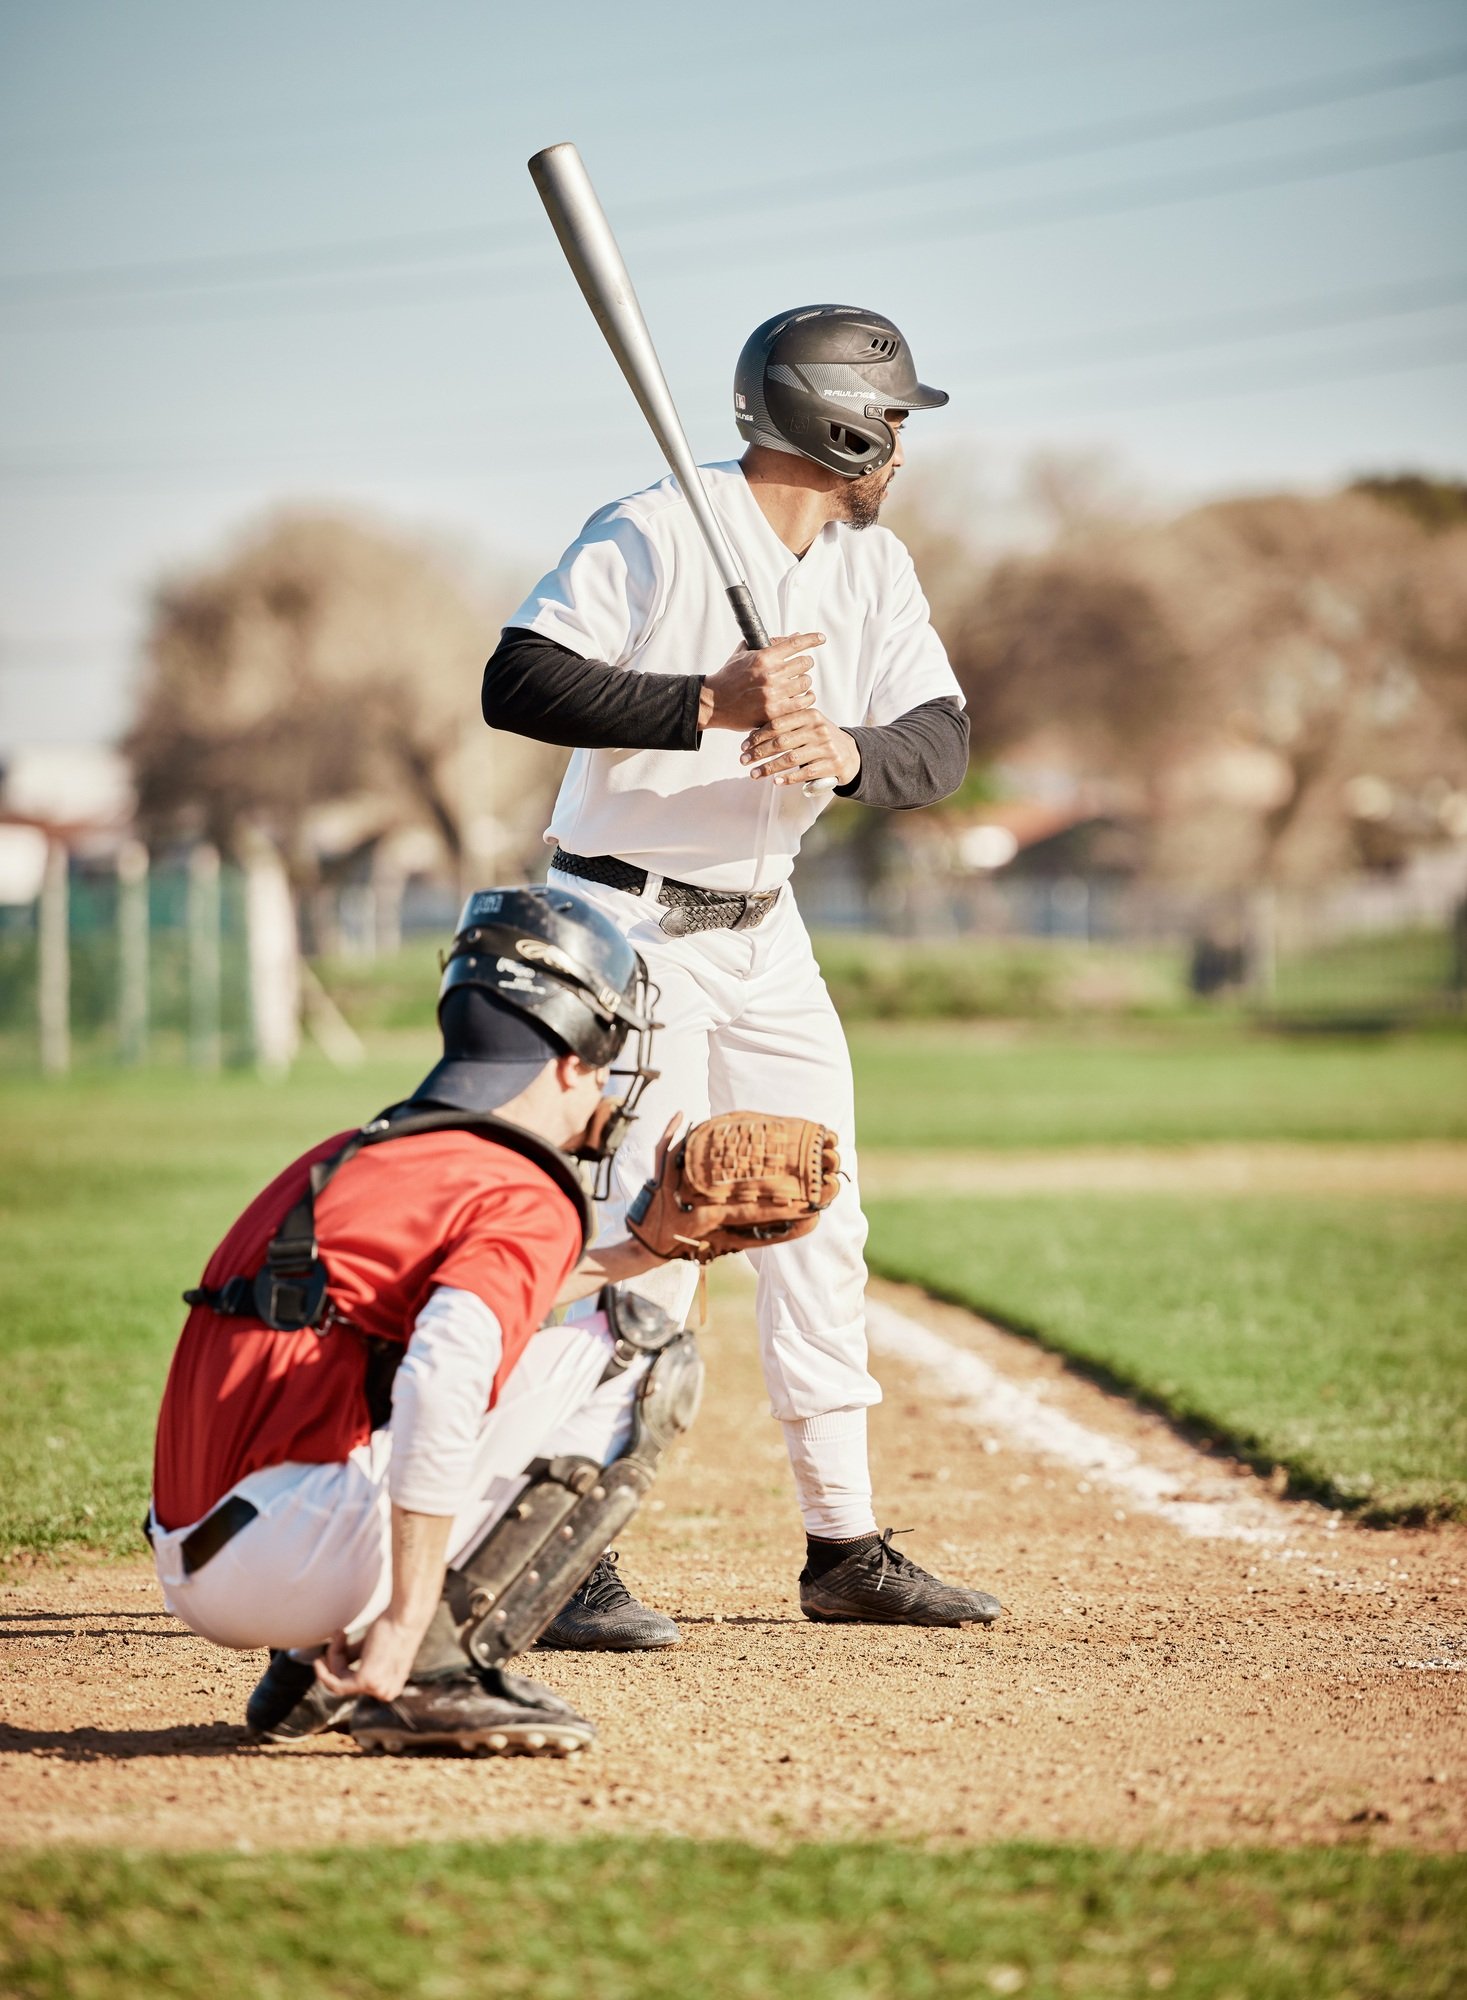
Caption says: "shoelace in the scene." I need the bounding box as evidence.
[868,1527,923,1594]
[575,1550,635,1612]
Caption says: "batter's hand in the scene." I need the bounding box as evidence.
[698,632,824,733]
[742,709,860,789]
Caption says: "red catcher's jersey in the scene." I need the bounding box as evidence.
[151,1127,584,1531]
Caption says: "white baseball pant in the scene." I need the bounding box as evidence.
[149,1312,647,1653]
[550,868,880,1539]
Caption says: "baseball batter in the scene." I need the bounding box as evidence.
[485,304,1002,1641]
[146,885,776,1754]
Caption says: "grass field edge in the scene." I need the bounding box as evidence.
[864,1257,1466,1530]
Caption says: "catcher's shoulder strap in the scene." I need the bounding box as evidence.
[183,1102,593,1333]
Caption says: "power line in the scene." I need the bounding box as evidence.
[941,270,1467,378]
[5,266,1464,480]
[895,119,1467,251]
[2,323,1463,492]
[4,44,1466,307]
[0,0,1421,172]
[641,44,1467,226]
[10,118,1466,336]
[960,333,1467,421]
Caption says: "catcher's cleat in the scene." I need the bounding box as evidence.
[537,1550,682,1652]
[799,1529,1002,1627]
[245,1649,356,1743]
[350,1665,596,1757]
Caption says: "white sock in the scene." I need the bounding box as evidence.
[780,1407,878,1540]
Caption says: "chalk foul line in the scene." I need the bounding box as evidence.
[864,1295,1311,1549]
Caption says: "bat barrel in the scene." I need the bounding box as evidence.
[528,143,757,624]
[529,145,835,784]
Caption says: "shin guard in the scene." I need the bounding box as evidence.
[445,1306,703,1671]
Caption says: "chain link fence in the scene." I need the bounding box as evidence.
[0,839,302,1075]
[792,841,1467,1026]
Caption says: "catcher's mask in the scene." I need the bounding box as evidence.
[419,885,660,1196]
[733,303,948,478]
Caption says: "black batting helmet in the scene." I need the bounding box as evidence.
[733,305,949,478]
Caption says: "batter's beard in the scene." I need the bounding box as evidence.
[838,467,895,530]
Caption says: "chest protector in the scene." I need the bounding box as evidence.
[183,1103,593,1335]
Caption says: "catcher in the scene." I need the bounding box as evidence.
[147,884,837,1756]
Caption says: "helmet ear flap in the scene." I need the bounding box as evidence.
[829,422,884,470]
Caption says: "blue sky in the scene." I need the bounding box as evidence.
[1,0,1464,748]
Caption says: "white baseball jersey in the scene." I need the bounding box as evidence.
[507,460,964,892]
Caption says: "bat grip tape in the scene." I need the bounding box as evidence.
[725,583,769,652]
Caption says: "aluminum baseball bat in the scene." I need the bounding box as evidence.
[527,141,836,796]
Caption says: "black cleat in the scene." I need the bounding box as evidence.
[537,1550,682,1651]
[799,1529,1002,1627]
[350,1666,595,1757]
[245,1649,356,1743]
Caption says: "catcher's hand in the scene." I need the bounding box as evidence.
[626,1111,841,1265]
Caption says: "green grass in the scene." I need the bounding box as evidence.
[0,1052,433,1563]
[1269,927,1459,1019]
[2,1840,1462,1999]
[3,1019,1465,1560]
[849,1022,1467,1149]
[865,1194,1467,1522]
[309,928,1461,1034]
[311,936,1193,1033]
[811,932,1189,1020]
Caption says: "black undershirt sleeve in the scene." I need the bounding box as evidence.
[481,627,968,809]
[482,626,703,751]
[834,697,970,810]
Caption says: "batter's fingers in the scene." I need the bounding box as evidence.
[770,740,843,783]
[766,631,825,660]
[751,656,813,691]
[746,741,834,779]
[753,691,815,726]
[742,716,828,760]
[756,693,817,728]
[774,759,838,785]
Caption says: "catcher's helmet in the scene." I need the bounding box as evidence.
[436,885,654,1069]
[734,304,948,478]
[424,885,660,1191]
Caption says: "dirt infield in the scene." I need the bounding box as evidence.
[2,1273,1463,1853]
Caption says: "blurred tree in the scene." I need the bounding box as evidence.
[126,511,565,903]
[940,551,1189,776]
[1349,473,1467,534]
[899,471,1467,890]
[1131,491,1467,885]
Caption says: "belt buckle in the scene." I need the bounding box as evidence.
[734,890,773,931]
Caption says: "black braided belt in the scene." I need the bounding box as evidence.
[551,849,781,938]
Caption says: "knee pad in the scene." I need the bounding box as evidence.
[446,1296,704,1670]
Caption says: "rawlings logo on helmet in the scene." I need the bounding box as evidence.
[517,936,622,1017]
[515,935,579,978]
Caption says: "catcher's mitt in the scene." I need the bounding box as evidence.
[626,1111,841,1265]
